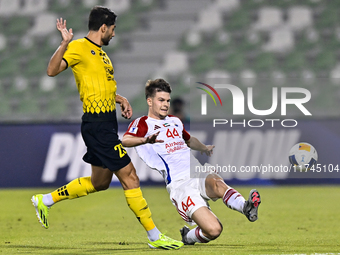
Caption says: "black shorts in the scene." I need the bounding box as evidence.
[81,120,131,172]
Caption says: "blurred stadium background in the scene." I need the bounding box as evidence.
[1,0,340,122]
[1,0,340,188]
[2,1,340,254]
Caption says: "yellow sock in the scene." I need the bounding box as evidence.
[124,187,156,231]
[51,177,97,203]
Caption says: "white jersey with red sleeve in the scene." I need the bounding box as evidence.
[124,115,192,185]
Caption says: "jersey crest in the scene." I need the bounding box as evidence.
[128,126,138,134]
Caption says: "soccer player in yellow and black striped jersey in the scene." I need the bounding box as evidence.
[31,6,183,250]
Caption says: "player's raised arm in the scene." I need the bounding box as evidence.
[186,136,214,156]
[122,132,164,147]
[47,18,73,77]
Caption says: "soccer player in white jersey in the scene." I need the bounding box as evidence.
[122,79,261,245]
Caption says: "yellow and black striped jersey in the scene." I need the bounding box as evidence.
[63,37,116,114]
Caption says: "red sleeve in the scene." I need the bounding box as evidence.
[182,128,191,141]
[124,116,148,137]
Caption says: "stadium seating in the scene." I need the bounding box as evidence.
[252,7,283,31]
[286,6,313,31]
[0,0,339,122]
[0,0,20,16]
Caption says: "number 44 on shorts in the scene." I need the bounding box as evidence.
[182,196,195,212]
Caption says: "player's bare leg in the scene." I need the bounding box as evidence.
[115,162,183,249]
[205,173,261,222]
[180,207,222,245]
[205,173,229,199]
[114,162,139,190]
[91,165,114,190]
[180,174,261,245]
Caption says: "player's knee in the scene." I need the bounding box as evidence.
[205,222,223,240]
[212,225,223,240]
[206,174,227,199]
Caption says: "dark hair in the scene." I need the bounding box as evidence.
[145,79,172,99]
[88,6,117,31]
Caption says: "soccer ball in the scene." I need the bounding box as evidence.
[288,142,318,170]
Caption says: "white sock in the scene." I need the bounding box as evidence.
[222,188,246,213]
[186,227,211,244]
[42,194,54,207]
[147,226,161,242]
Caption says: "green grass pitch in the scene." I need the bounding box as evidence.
[0,186,339,254]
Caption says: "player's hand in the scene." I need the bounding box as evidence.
[120,98,133,119]
[145,131,164,144]
[201,145,215,157]
[56,18,73,44]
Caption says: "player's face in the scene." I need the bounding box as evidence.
[102,24,115,46]
[148,91,171,120]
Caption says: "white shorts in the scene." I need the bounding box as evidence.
[166,172,215,225]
